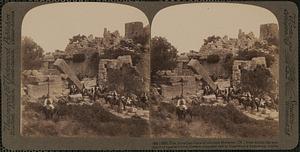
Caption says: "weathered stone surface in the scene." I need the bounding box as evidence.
[187,59,217,90]
[160,83,198,99]
[69,94,83,103]
[82,78,97,89]
[117,55,132,65]
[27,82,65,99]
[54,59,83,90]
[251,57,266,67]
[215,79,231,90]
[232,57,267,87]
[260,23,279,42]
[125,22,144,39]
[203,95,217,103]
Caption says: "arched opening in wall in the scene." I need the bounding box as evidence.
[150,3,279,138]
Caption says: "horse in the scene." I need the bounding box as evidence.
[176,106,193,122]
[238,95,255,111]
[42,104,55,120]
[139,93,149,110]
[120,96,127,110]
[104,92,123,111]
[253,97,262,112]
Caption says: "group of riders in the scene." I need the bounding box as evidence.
[175,84,277,121]
[42,82,149,120]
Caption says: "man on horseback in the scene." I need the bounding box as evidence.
[140,92,149,109]
[176,98,187,111]
[224,87,230,103]
[43,96,55,120]
[176,97,188,120]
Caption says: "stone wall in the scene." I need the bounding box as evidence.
[260,23,279,42]
[26,80,67,99]
[67,52,99,78]
[232,57,266,87]
[160,80,201,99]
[98,55,133,85]
[232,60,252,87]
[159,75,203,98]
[125,22,144,39]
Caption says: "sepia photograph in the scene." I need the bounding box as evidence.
[149,3,279,138]
[21,3,150,137]
[1,0,299,150]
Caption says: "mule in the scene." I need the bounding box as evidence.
[176,106,193,122]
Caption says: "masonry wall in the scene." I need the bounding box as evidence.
[125,22,144,39]
[260,23,279,42]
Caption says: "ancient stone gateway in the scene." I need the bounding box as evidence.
[187,59,217,91]
[54,59,83,90]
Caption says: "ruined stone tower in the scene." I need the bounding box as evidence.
[125,22,144,39]
[259,23,279,43]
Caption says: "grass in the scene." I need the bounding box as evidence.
[22,99,150,137]
[22,96,278,138]
[150,102,278,138]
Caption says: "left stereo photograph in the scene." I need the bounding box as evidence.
[20,3,151,137]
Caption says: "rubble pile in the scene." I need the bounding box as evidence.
[22,70,67,99]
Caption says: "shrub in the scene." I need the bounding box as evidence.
[207,54,220,63]
[72,53,85,62]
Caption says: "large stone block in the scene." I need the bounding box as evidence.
[187,59,217,90]
[54,59,83,90]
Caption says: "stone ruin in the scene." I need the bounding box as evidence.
[22,69,68,100]
[232,57,267,87]
[199,35,238,56]
[98,55,148,96]
[125,22,144,39]
[260,23,279,43]
[199,23,278,58]
[156,58,219,99]
[237,29,258,50]
[98,55,133,84]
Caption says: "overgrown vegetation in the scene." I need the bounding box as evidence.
[72,53,86,62]
[241,65,274,99]
[22,100,150,137]
[207,54,220,63]
[236,49,275,67]
[101,39,144,65]
[150,36,178,76]
[21,37,44,70]
[150,102,278,138]
[203,35,221,45]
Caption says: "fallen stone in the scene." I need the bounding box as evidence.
[69,94,83,102]
[187,59,217,90]
[203,95,216,103]
[128,107,137,113]
[54,59,83,90]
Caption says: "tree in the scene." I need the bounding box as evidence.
[206,54,220,63]
[240,65,274,99]
[150,36,178,76]
[101,45,141,66]
[21,37,44,70]
[203,35,221,45]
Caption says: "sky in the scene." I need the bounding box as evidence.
[151,3,278,53]
[22,3,149,52]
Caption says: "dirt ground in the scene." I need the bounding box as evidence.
[21,97,150,137]
[150,102,279,138]
[21,96,278,138]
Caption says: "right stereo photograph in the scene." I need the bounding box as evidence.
[149,3,279,138]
